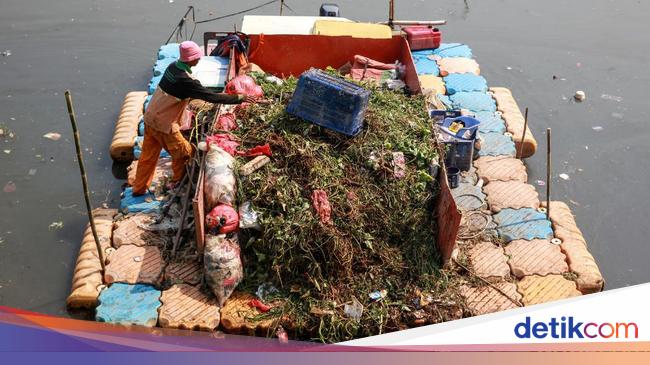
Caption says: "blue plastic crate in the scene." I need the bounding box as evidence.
[286,69,370,136]
[438,116,480,171]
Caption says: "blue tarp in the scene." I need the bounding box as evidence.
[120,187,161,214]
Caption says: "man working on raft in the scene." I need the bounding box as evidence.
[132,40,256,196]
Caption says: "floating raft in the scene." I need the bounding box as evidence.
[109,91,147,162]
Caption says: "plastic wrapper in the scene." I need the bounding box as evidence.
[204,234,243,307]
[239,201,261,230]
[215,113,238,132]
[204,145,236,209]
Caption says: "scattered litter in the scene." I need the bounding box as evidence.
[249,299,272,313]
[28,169,37,176]
[506,66,512,70]
[369,289,388,302]
[48,221,64,230]
[239,155,270,176]
[392,152,406,179]
[311,190,332,224]
[592,126,604,132]
[133,256,143,262]
[3,181,16,193]
[344,296,363,322]
[601,94,622,102]
[0,129,3,136]
[239,201,261,230]
[574,90,586,102]
[611,112,624,119]
[43,132,61,141]
[58,204,77,210]
[559,173,570,181]
[585,146,589,150]
[535,180,546,186]
[1,50,11,57]
[256,283,279,301]
[265,75,283,86]
[569,199,581,206]
[276,326,289,344]
[3,150,11,154]
[576,62,582,68]
[168,0,174,3]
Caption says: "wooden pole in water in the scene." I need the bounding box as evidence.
[389,0,395,29]
[518,107,529,159]
[546,128,551,220]
[64,90,106,272]
[280,0,284,15]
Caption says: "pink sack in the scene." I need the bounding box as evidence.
[206,134,240,156]
[225,75,263,98]
[311,189,332,224]
[206,204,239,234]
[216,113,238,131]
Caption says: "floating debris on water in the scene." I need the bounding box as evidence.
[28,168,37,176]
[49,221,64,230]
[43,132,61,141]
[611,112,624,119]
[3,181,16,193]
[536,180,546,186]
[592,126,604,132]
[559,173,570,181]
[574,90,586,102]
[3,150,11,154]
[1,50,11,57]
[601,94,623,102]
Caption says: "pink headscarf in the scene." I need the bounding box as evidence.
[179,41,203,63]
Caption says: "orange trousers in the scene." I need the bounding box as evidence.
[132,127,193,195]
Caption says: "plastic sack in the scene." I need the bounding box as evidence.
[204,234,243,307]
[206,134,240,156]
[206,204,239,235]
[204,145,237,209]
[215,113,238,132]
[239,201,261,230]
[311,190,332,224]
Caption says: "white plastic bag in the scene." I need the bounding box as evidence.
[239,201,261,230]
[204,146,236,209]
[204,234,243,307]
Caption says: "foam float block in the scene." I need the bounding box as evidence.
[96,283,161,327]
[449,92,495,112]
[153,58,176,77]
[493,208,553,243]
[451,183,486,211]
[120,187,162,214]
[138,119,145,136]
[516,275,581,306]
[112,213,167,248]
[474,156,528,183]
[478,132,516,157]
[433,43,473,58]
[67,208,117,309]
[159,284,220,331]
[474,111,506,133]
[148,75,163,95]
[467,241,510,279]
[418,75,446,95]
[490,87,537,158]
[483,181,540,213]
[460,282,521,316]
[443,74,488,94]
[543,201,604,294]
[505,239,569,278]
[164,260,202,286]
[413,57,440,76]
[437,57,480,77]
[220,291,277,336]
[158,43,180,60]
[104,245,164,285]
[109,91,147,162]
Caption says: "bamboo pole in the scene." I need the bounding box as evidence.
[280,0,284,15]
[546,128,551,220]
[389,0,395,29]
[518,107,529,159]
[64,90,106,272]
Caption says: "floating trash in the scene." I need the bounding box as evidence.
[3,181,16,193]
[559,173,570,181]
[49,221,64,230]
[28,169,37,176]
[592,126,604,132]
[611,112,624,119]
[369,289,388,301]
[574,91,586,102]
[601,94,622,102]
[43,132,61,141]
[535,180,546,186]
[1,50,11,57]
[3,150,11,154]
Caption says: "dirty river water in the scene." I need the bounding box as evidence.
[0,0,649,316]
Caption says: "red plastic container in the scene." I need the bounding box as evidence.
[403,26,441,51]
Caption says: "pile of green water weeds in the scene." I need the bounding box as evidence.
[231,70,466,342]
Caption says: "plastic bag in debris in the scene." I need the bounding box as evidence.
[215,112,238,132]
[311,190,332,224]
[204,145,237,209]
[206,204,239,234]
[204,234,243,307]
[239,201,261,230]
[225,75,263,100]
[344,296,363,323]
